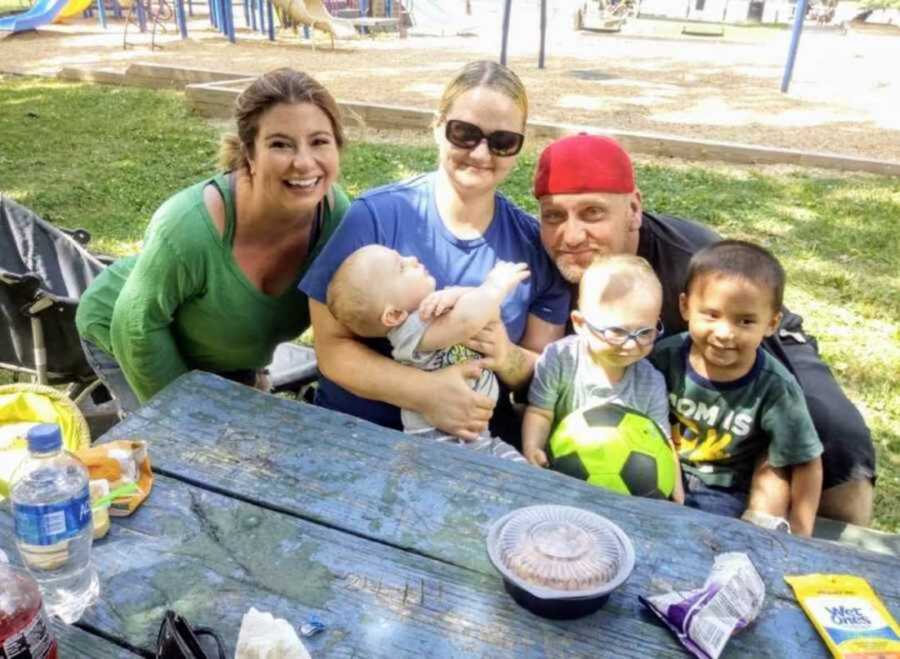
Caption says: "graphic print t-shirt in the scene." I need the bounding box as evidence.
[651,333,823,490]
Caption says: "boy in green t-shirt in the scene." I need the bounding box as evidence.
[650,240,823,536]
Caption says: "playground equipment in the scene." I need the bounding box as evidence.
[405,0,477,36]
[272,0,356,46]
[56,0,95,20]
[122,0,180,49]
[499,0,626,69]
[0,0,398,45]
[0,0,72,32]
[203,0,367,45]
[0,0,119,32]
[574,0,631,32]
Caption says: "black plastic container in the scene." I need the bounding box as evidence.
[486,505,635,620]
[502,579,611,620]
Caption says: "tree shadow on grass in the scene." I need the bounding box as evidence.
[1,79,218,250]
[632,163,900,321]
[341,142,437,197]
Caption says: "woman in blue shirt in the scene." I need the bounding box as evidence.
[301,61,569,442]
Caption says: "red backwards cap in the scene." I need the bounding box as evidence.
[533,134,635,198]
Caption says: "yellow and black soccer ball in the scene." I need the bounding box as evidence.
[549,402,676,499]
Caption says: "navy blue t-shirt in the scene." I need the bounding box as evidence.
[300,172,571,429]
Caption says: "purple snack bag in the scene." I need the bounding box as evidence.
[639,552,765,659]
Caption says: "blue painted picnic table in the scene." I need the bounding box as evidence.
[2,370,898,657]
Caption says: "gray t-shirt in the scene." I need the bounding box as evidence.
[528,335,671,437]
[388,312,499,434]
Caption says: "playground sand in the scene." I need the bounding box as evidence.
[1,10,898,163]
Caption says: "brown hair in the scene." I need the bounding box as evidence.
[434,60,528,127]
[579,254,662,309]
[218,68,345,171]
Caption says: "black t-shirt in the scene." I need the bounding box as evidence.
[636,211,719,336]
[636,211,804,375]
[565,211,873,486]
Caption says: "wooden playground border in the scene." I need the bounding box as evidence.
[57,63,900,176]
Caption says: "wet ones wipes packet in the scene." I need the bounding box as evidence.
[785,574,900,658]
[640,552,765,659]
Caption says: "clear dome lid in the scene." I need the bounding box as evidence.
[486,505,635,600]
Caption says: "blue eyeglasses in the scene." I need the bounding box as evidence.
[583,318,664,347]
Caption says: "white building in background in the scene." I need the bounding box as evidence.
[637,0,798,24]
[637,0,899,25]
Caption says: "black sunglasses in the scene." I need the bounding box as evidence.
[444,119,525,157]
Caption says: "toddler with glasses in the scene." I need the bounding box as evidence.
[523,255,684,501]
[327,244,530,462]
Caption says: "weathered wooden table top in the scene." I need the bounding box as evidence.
[2,371,897,657]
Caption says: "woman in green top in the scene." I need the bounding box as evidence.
[76,68,350,412]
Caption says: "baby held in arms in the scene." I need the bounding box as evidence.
[326,245,529,462]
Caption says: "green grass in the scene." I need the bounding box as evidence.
[2,76,898,531]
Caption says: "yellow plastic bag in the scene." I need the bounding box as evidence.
[785,574,900,658]
[0,383,91,499]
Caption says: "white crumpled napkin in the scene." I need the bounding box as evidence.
[235,607,310,659]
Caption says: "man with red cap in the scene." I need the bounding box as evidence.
[533,133,875,526]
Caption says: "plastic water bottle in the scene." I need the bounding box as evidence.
[0,562,59,659]
[10,424,99,624]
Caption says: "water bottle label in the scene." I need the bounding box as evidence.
[13,488,92,546]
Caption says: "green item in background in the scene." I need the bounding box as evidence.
[92,482,140,511]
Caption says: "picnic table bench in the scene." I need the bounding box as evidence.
[1,371,897,657]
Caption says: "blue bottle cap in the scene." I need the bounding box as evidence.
[27,424,63,452]
[299,616,325,637]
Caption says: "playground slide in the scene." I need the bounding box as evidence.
[56,0,95,20]
[0,0,70,31]
[407,0,477,36]
[271,0,356,40]
[304,0,355,37]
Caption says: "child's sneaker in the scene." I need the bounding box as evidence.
[741,510,791,533]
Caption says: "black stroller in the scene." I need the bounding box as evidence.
[0,195,106,404]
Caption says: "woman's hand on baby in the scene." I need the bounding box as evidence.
[524,447,549,468]
[485,261,530,297]
[420,360,495,441]
[465,319,512,371]
[419,287,467,321]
